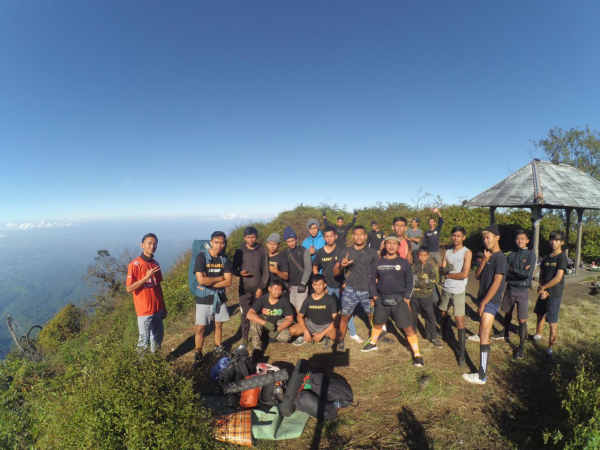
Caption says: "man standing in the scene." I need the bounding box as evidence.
[233,227,269,346]
[412,247,442,347]
[247,280,295,351]
[282,226,312,312]
[302,218,326,260]
[337,226,378,351]
[323,210,358,247]
[491,229,535,359]
[361,236,424,367]
[290,275,338,348]
[126,233,167,353]
[422,208,443,265]
[440,226,472,365]
[265,233,289,286]
[533,231,568,356]
[383,217,412,263]
[313,226,363,343]
[463,225,507,385]
[407,218,423,262]
[367,220,385,252]
[192,231,232,361]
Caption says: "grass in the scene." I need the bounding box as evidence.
[159,270,600,449]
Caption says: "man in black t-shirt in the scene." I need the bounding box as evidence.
[290,275,338,348]
[193,231,232,362]
[323,209,358,247]
[533,231,568,356]
[282,226,312,312]
[422,208,443,265]
[265,233,289,287]
[361,236,424,367]
[367,220,385,252]
[463,225,507,385]
[247,280,295,351]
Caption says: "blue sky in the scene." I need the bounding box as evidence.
[2,1,599,223]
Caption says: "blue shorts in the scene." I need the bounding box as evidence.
[534,295,562,324]
[341,286,371,316]
[483,301,500,316]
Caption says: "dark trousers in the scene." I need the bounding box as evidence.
[239,291,256,340]
[411,295,438,340]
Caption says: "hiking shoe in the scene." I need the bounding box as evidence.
[532,334,542,342]
[514,347,524,360]
[467,334,480,343]
[413,356,425,367]
[336,341,345,352]
[350,334,364,344]
[491,331,507,341]
[292,336,305,346]
[192,351,203,369]
[322,337,332,348]
[462,373,486,385]
[432,337,443,348]
[361,341,378,352]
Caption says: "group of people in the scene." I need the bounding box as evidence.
[126,209,568,385]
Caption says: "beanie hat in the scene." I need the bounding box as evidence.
[244,226,258,237]
[306,218,319,230]
[283,226,297,240]
[266,233,281,244]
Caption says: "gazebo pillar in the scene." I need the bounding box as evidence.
[489,207,497,225]
[531,206,543,266]
[575,208,585,272]
[565,207,573,258]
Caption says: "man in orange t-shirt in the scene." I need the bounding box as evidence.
[126,233,167,353]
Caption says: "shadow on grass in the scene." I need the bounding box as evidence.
[485,341,600,449]
[397,407,433,450]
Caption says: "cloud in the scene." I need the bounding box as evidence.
[0,233,6,239]
[3,220,73,231]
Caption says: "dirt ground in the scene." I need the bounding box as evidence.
[162,273,600,449]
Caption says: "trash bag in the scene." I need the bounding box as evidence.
[304,372,353,408]
[294,390,339,420]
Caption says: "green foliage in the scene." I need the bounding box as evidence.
[37,304,85,352]
[0,357,35,448]
[546,353,600,449]
[160,253,194,319]
[583,224,600,262]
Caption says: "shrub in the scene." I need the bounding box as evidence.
[37,304,85,352]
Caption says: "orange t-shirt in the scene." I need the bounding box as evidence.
[127,256,165,316]
[397,239,410,260]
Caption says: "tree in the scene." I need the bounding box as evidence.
[85,250,129,309]
[534,126,600,179]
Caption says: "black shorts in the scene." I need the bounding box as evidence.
[374,298,412,329]
[534,294,562,324]
[501,287,529,320]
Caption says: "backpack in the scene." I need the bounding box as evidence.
[188,240,226,312]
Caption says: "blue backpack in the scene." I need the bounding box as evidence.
[189,240,226,313]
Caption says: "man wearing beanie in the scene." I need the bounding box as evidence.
[265,232,289,287]
[463,224,507,385]
[323,209,358,247]
[233,227,270,346]
[302,218,326,260]
[282,226,312,312]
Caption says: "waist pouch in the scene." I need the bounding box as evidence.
[382,297,399,307]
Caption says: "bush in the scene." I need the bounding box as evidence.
[37,304,85,352]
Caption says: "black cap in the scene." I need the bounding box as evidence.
[243,226,258,237]
[370,220,378,226]
[483,224,500,236]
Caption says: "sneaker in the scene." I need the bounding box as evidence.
[532,334,542,342]
[413,356,425,367]
[292,336,305,346]
[322,337,332,348]
[467,334,480,342]
[336,341,345,352]
[491,331,506,341]
[514,347,524,359]
[213,345,225,355]
[350,334,364,344]
[361,341,378,352]
[432,337,443,348]
[462,372,486,385]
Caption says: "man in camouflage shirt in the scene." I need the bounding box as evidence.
[412,247,442,347]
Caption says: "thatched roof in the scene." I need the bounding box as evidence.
[465,159,600,210]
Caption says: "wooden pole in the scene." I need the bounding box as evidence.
[531,207,542,268]
[490,206,496,225]
[576,208,584,273]
[565,207,572,258]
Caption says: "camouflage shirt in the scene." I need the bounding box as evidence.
[412,260,439,297]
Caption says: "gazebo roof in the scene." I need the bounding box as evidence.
[465,159,600,210]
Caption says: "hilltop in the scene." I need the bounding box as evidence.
[1,204,600,449]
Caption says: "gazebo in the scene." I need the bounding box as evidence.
[464,159,600,272]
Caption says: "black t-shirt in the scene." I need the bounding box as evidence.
[367,230,385,250]
[478,251,507,306]
[300,293,338,325]
[375,256,413,298]
[423,218,443,252]
[267,252,289,286]
[193,253,232,305]
[540,252,568,297]
[251,294,294,326]
[313,246,343,288]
